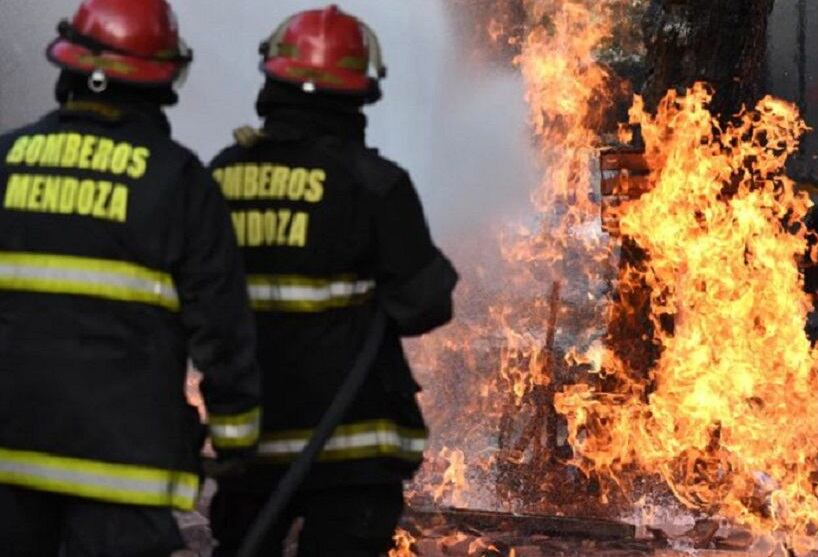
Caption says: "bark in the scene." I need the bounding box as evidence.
[641,0,775,118]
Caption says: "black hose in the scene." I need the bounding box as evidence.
[236,309,388,557]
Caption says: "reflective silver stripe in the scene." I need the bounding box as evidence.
[0,265,177,302]
[0,447,199,510]
[248,279,375,304]
[209,407,261,449]
[211,423,258,440]
[0,252,178,310]
[260,430,427,457]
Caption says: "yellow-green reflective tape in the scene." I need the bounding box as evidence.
[0,252,178,311]
[337,56,367,71]
[259,420,428,463]
[284,67,345,85]
[209,407,261,449]
[0,447,199,511]
[247,274,375,313]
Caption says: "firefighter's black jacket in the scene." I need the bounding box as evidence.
[210,105,458,489]
[0,101,261,511]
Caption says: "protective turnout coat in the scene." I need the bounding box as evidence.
[210,107,458,488]
[0,101,261,511]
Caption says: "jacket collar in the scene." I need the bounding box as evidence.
[262,106,367,144]
[56,99,172,137]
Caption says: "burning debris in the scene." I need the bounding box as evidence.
[408,0,818,553]
[557,83,815,534]
[411,0,645,514]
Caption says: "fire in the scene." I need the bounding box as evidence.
[556,84,817,533]
[410,0,631,510]
[389,528,417,557]
[415,0,818,541]
[432,448,470,507]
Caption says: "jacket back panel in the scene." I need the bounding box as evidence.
[0,109,200,472]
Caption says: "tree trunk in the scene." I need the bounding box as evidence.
[641,0,775,118]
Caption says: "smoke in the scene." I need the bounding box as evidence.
[0,0,539,243]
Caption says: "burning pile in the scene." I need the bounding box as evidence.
[410,0,818,546]
[410,0,638,511]
[557,85,817,534]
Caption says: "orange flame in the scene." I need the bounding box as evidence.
[432,447,471,507]
[557,84,817,534]
[412,0,818,543]
[389,528,417,557]
[410,0,632,511]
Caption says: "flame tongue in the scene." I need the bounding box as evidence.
[413,0,818,538]
[557,84,817,533]
[410,0,638,511]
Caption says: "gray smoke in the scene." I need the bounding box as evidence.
[0,0,539,241]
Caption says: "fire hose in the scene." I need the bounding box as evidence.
[235,308,388,557]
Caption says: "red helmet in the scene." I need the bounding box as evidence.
[260,5,386,96]
[47,0,192,87]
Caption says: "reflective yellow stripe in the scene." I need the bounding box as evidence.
[209,407,261,449]
[247,274,375,313]
[0,447,199,511]
[259,420,427,463]
[0,252,178,310]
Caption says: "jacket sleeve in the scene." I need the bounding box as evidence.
[174,159,261,454]
[373,171,459,336]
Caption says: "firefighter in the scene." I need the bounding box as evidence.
[208,5,458,556]
[0,1,261,555]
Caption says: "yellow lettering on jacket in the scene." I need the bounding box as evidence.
[288,212,309,247]
[42,134,66,166]
[3,173,129,223]
[61,134,82,168]
[230,210,310,248]
[231,211,246,245]
[24,136,46,165]
[6,136,29,164]
[128,147,149,179]
[243,165,260,199]
[270,166,289,198]
[212,163,326,249]
[3,133,150,179]
[92,138,115,173]
[214,163,325,203]
[78,135,98,169]
[305,169,326,203]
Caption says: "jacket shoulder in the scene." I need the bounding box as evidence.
[0,117,51,147]
[322,140,409,197]
[209,143,244,170]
